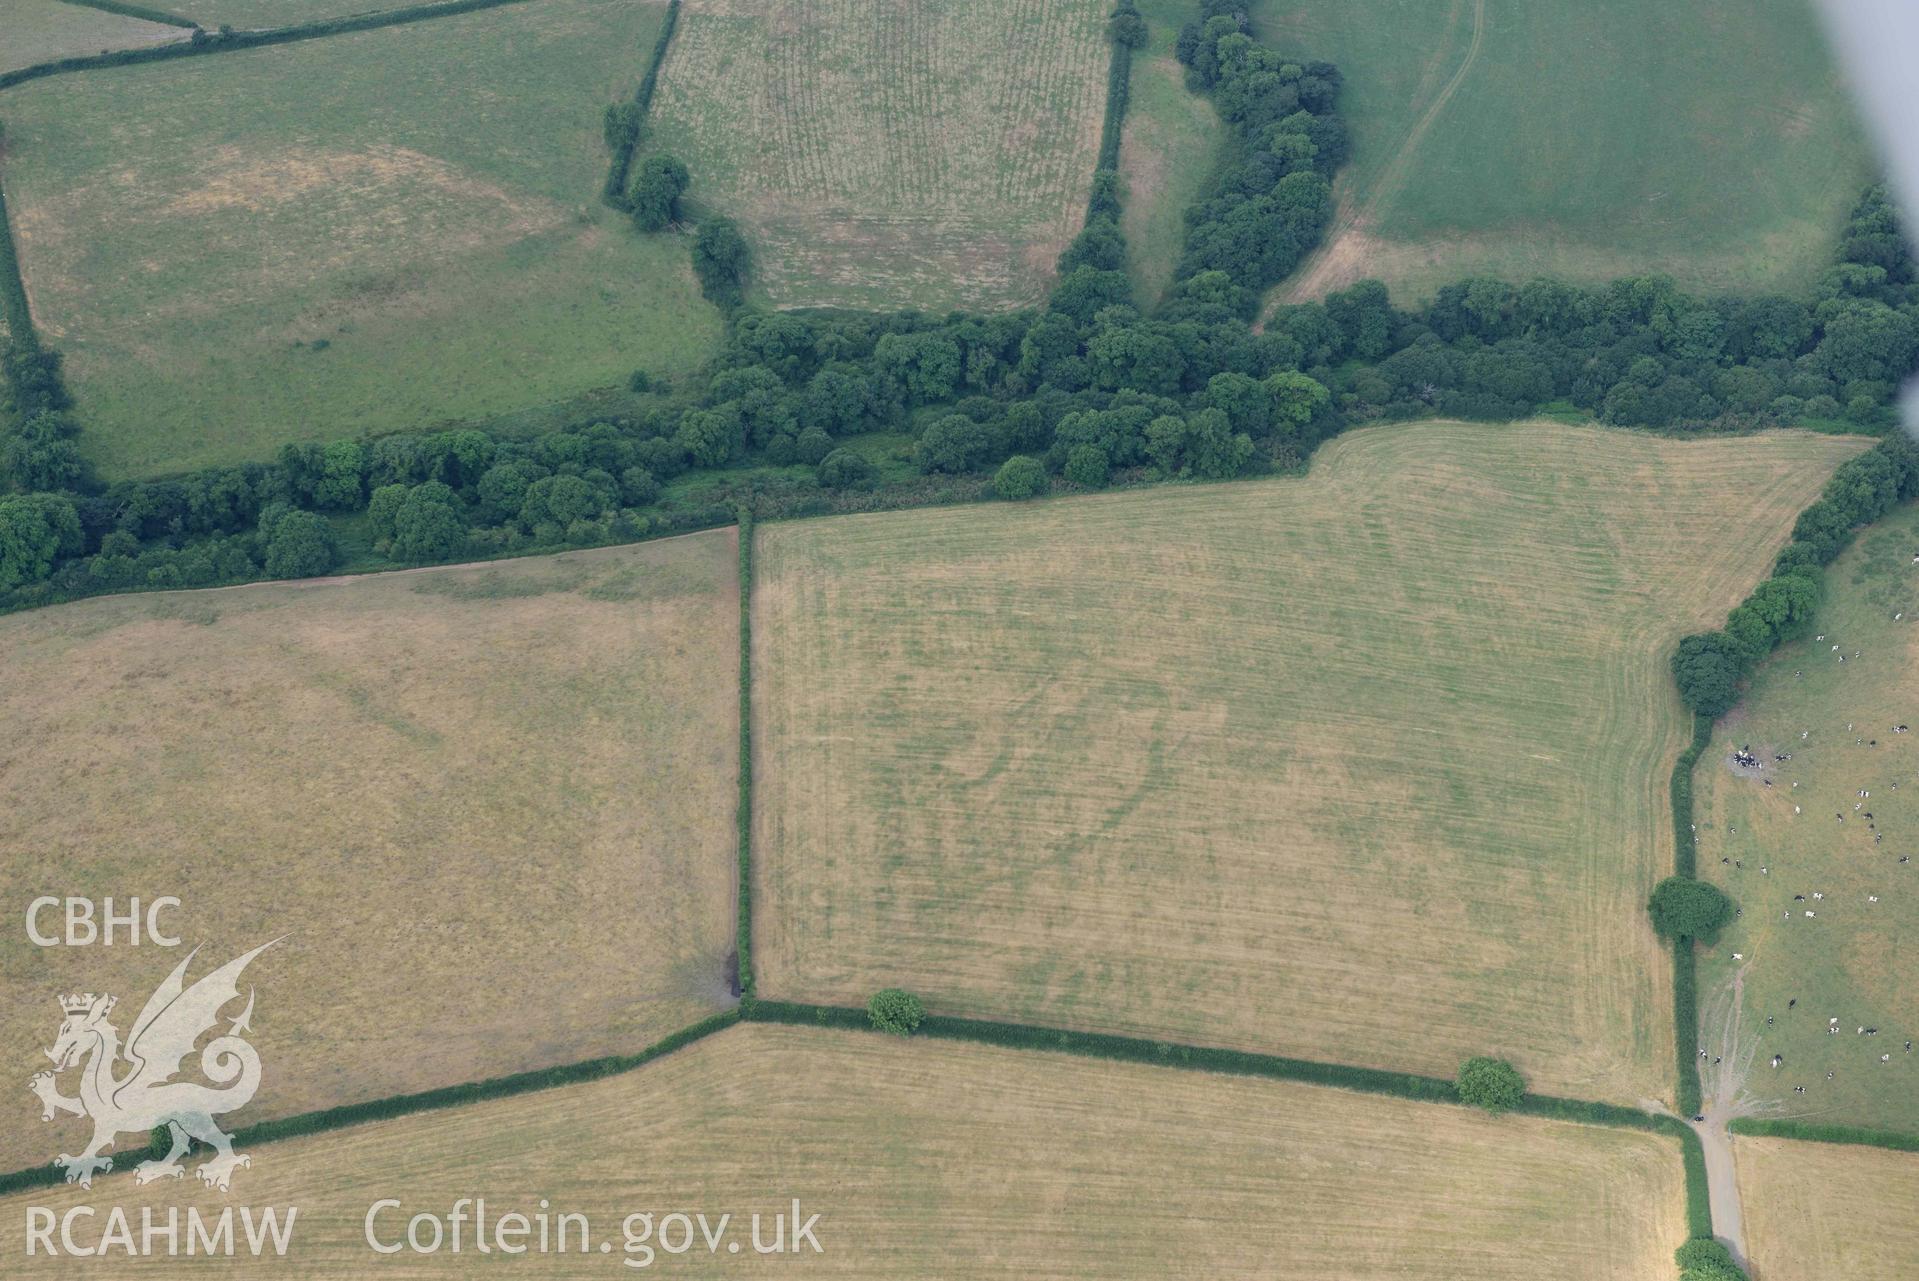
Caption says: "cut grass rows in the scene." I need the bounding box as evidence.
[0,1025,1693,1279]
[752,421,1866,1108]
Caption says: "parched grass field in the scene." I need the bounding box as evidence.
[3,0,187,72]
[754,422,1867,1106]
[1695,502,1919,1135]
[1238,0,1872,304]
[0,533,739,1178]
[1737,1137,1919,1280]
[0,0,721,481]
[645,0,1110,312]
[1117,0,1223,307]
[0,1024,1689,1277]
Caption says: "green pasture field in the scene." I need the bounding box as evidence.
[0,533,741,1177]
[0,0,721,481]
[0,1024,1689,1278]
[1117,0,1224,307]
[3,0,186,72]
[1695,502,1919,1136]
[644,0,1110,312]
[753,421,1867,1107]
[1234,0,1872,305]
[158,0,401,27]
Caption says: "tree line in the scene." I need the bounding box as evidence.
[1,4,1914,616]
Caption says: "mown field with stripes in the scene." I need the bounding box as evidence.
[0,1025,1690,1278]
[752,421,1867,1107]
[645,0,1110,311]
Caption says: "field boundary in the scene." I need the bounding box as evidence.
[1671,712,1712,1116]
[1084,0,1135,224]
[598,0,680,208]
[735,509,755,996]
[738,997,1713,1234]
[0,0,538,91]
[0,1008,742,1197]
[0,173,39,352]
[1728,1117,1919,1152]
[52,0,199,29]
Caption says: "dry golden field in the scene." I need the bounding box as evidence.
[0,1024,1688,1277]
[645,0,1110,311]
[0,534,739,1177]
[753,421,1867,1106]
[1737,1137,1919,1280]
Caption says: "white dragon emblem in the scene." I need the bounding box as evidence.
[27,940,279,1192]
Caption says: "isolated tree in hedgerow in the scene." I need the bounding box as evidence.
[691,217,751,307]
[1648,876,1735,945]
[629,155,689,232]
[1455,1056,1525,1113]
[994,454,1048,500]
[1671,632,1745,717]
[602,102,644,152]
[867,988,924,1037]
[1675,1239,1749,1281]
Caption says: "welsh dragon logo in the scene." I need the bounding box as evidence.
[28,941,279,1192]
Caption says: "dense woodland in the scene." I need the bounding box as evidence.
[1,0,1916,614]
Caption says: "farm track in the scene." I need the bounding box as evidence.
[1279,0,1485,303]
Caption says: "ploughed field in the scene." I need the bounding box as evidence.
[645,0,1111,312]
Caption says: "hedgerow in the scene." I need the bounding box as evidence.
[56,0,198,27]
[0,0,539,91]
[735,506,755,996]
[0,1008,740,1197]
[738,998,1714,1234]
[1727,1117,1919,1152]
[1673,433,1919,717]
[601,0,683,209]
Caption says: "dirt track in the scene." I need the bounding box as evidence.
[1691,962,1765,1270]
